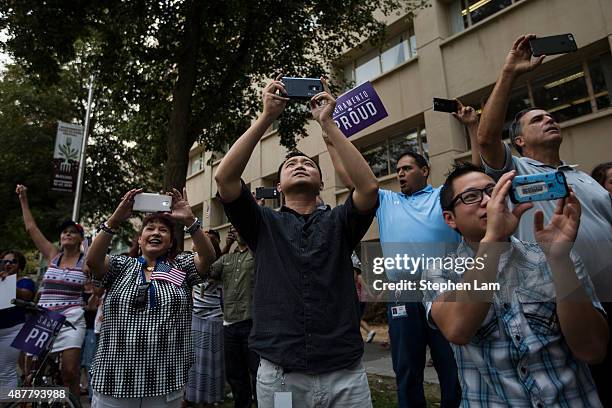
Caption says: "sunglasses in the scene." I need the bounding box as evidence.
[134,282,151,309]
[1,259,18,266]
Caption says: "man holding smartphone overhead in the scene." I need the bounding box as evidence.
[325,100,480,408]
[214,75,379,407]
[477,33,612,404]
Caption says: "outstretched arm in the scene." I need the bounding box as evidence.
[323,132,354,190]
[312,78,378,212]
[452,100,481,166]
[16,185,58,263]
[215,76,289,202]
[86,189,141,280]
[478,34,544,168]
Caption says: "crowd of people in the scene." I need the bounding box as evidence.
[1,34,612,408]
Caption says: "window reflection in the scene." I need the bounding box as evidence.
[362,142,389,178]
[355,52,381,86]
[532,65,592,122]
[343,29,416,88]
[588,57,612,111]
[389,130,419,171]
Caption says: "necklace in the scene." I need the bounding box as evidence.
[145,265,155,272]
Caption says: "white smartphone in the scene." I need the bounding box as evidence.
[133,193,172,213]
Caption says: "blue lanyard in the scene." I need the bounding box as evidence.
[137,256,164,310]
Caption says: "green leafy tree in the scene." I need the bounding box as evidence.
[0,63,156,250]
[0,0,426,198]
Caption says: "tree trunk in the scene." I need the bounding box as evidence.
[164,0,203,249]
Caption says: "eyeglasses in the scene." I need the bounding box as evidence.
[134,282,151,309]
[449,185,495,208]
[1,259,18,266]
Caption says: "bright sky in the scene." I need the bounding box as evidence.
[0,30,11,72]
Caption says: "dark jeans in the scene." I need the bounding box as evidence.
[590,301,612,407]
[224,319,260,408]
[387,302,461,408]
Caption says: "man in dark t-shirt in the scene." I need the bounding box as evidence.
[215,76,379,407]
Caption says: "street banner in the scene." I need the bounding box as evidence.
[11,308,66,355]
[51,121,83,193]
[332,81,388,137]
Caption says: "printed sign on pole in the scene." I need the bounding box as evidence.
[51,121,84,193]
[11,309,66,355]
[332,81,388,137]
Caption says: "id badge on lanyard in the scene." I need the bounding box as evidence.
[391,289,407,319]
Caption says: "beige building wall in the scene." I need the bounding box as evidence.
[186,0,612,247]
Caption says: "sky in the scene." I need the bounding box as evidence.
[0,30,11,72]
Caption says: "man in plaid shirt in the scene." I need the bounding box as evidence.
[422,163,608,407]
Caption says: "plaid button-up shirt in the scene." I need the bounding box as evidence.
[422,237,603,408]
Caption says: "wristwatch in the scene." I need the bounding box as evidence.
[184,217,202,234]
[97,221,116,235]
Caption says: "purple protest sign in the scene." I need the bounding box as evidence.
[332,81,388,137]
[11,308,66,355]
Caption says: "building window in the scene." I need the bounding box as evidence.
[343,30,417,87]
[531,64,592,122]
[361,141,389,178]
[361,125,428,177]
[209,197,229,227]
[587,56,612,111]
[189,152,204,176]
[451,0,522,33]
[478,53,612,141]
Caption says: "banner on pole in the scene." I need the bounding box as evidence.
[51,121,83,193]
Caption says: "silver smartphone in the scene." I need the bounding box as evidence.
[133,193,172,213]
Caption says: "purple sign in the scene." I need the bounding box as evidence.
[11,309,66,355]
[332,81,388,137]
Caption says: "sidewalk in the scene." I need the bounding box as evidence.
[362,324,440,384]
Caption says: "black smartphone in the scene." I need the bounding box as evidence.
[529,34,577,57]
[281,77,323,100]
[255,187,279,200]
[433,98,458,113]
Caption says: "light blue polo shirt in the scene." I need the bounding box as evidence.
[376,186,460,282]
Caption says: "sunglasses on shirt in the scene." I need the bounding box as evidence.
[134,281,151,309]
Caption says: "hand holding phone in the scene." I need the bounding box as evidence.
[433,98,458,113]
[504,34,546,76]
[510,171,569,204]
[133,193,173,213]
[281,77,324,100]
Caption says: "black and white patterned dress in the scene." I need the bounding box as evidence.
[90,253,201,398]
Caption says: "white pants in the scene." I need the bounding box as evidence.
[257,358,373,408]
[91,389,183,408]
[0,324,23,399]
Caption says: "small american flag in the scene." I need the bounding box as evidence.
[151,262,185,286]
